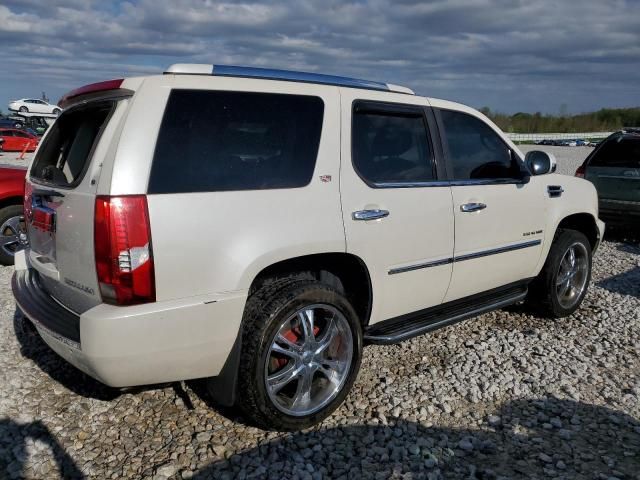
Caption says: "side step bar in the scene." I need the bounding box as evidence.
[364,282,529,345]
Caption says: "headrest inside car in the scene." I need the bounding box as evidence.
[371,126,412,157]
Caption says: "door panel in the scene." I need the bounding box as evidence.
[434,106,546,302]
[339,89,454,324]
[444,180,546,302]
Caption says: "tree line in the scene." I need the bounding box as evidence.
[479,106,640,133]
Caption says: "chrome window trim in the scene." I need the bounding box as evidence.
[388,239,542,275]
[373,178,528,189]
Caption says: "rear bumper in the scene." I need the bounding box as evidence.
[12,258,247,388]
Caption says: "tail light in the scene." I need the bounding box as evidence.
[94,195,155,305]
[575,164,585,178]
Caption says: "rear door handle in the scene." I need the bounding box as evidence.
[352,209,389,221]
[460,202,486,212]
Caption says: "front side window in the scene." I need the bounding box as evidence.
[352,104,435,185]
[149,90,324,194]
[440,109,520,180]
[589,136,640,168]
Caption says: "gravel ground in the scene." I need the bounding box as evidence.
[1,237,639,479]
[0,151,32,168]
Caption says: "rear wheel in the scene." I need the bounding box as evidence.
[234,277,362,430]
[53,108,61,116]
[0,205,28,266]
[527,229,592,317]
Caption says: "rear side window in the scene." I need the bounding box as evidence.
[148,90,324,194]
[440,109,520,180]
[589,136,640,168]
[30,102,113,187]
[352,104,435,185]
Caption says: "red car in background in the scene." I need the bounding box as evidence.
[0,165,28,265]
[0,128,38,152]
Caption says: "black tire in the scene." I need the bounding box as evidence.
[19,106,28,113]
[0,205,26,266]
[234,277,362,431]
[53,108,61,116]
[526,229,592,318]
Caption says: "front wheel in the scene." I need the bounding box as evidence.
[53,108,61,116]
[233,278,362,430]
[19,106,28,113]
[527,229,592,318]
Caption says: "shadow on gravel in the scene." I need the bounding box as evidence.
[191,398,640,479]
[0,419,84,479]
[604,226,640,245]
[596,237,640,299]
[597,266,640,298]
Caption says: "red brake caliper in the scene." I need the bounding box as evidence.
[273,325,320,369]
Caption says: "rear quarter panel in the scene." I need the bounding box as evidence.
[140,76,344,301]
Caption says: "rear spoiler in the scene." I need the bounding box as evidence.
[59,79,133,109]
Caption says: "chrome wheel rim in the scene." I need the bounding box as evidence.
[264,303,353,417]
[1,215,28,257]
[555,242,589,309]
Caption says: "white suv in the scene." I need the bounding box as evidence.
[13,65,604,430]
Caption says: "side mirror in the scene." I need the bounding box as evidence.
[525,150,556,176]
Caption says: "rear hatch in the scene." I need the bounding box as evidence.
[585,134,640,204]
[26,94,130,313]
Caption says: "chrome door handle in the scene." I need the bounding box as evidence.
[460,202,487,212]
[352,209,389,221]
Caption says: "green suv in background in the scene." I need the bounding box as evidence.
[577,129,640,227]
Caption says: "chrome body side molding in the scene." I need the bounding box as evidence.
[388,239,542,275]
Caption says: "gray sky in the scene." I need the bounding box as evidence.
[1,0,639,114]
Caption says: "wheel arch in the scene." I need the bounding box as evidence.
[0,196,24,211]
[208,252,373,408]
[248,252,373,328]
[555,212,600,251]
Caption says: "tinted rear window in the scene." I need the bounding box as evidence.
[589,135,640,168]
[352,107,435,185]
[30,102,113,187]
[148,90,324,194]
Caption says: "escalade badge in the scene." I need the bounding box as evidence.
[64,278,95,295]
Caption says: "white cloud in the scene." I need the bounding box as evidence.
[0,0,638,113]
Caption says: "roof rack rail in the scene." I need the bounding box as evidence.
[164,64,415,95]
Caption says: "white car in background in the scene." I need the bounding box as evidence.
[8,98,62,116]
